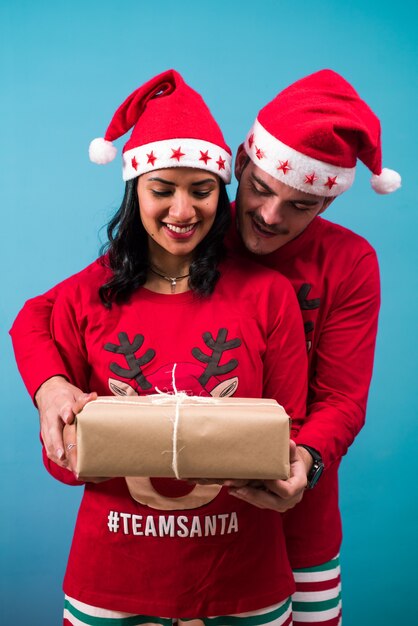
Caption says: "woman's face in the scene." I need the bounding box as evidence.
[137,168,220,262]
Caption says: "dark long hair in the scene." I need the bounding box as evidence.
[98,177,231,306]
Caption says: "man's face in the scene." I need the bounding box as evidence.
[235,150,333,255]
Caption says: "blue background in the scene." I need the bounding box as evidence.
[1,1,417,623]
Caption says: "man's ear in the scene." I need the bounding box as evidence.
[319,196,336,214]
[234,144,248,181]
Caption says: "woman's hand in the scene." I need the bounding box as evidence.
[62,394,108,483]
[63,422,78,474]
[35,376,96,468]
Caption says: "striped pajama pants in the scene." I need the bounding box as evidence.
[292,555,342,625]
[63,596,292,626]
[63,555,341,626]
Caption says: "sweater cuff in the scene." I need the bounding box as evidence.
[19,346,71,403]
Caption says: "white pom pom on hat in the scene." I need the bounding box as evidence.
[89,137,118,164]
[370,167,402,194]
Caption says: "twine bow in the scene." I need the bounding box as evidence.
[152,364,220,478]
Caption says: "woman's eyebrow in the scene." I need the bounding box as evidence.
[146,177,216,186]
[191,178,217,186]
[147,177,176,185]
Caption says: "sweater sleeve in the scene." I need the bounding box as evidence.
[10,283,72,401]
[10,259,104,401]
[38,281,92,485]
[49,282,91,393]
[295,250,380,468]
[262,278,308,439]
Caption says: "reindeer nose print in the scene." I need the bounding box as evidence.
[125,477,222,511]
[150,477,195,498]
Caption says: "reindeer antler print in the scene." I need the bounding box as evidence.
[104,332,155,390]
[192,328,241,387]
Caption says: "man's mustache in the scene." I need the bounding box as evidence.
[251,213,290,236]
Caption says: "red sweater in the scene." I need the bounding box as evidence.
[228,213,380,567]
[10,214,380,570]
[15,255,307,616]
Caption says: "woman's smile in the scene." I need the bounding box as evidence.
[163,221,199,238]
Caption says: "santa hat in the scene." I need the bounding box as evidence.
[89,69,232,183]
[244,69,401,196]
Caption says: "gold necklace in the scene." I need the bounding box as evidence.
[149,266,190,293]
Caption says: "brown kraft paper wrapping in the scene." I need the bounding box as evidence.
[76,395,290,480]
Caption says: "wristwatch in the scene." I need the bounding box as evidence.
[299,445,324,489]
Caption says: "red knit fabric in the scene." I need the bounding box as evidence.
[34,255,307,616]
[257,69,382,173]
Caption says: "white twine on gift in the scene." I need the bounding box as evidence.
[153,364,220,479]
[90,368,285,480]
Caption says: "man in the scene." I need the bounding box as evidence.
[10,69,400,625]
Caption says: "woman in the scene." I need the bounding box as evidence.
[33,70,307,625]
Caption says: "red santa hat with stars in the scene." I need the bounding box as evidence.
[89,69,232,183]
[244,69,401,196]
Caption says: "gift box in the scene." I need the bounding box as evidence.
[75,394,290,480]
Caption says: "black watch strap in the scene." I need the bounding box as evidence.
[299,445,324,489]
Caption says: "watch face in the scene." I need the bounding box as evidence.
[308,461,324,489]
[299,445,324,489]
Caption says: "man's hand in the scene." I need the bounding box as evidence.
[228,440,309,512]
[35,376,96,468]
